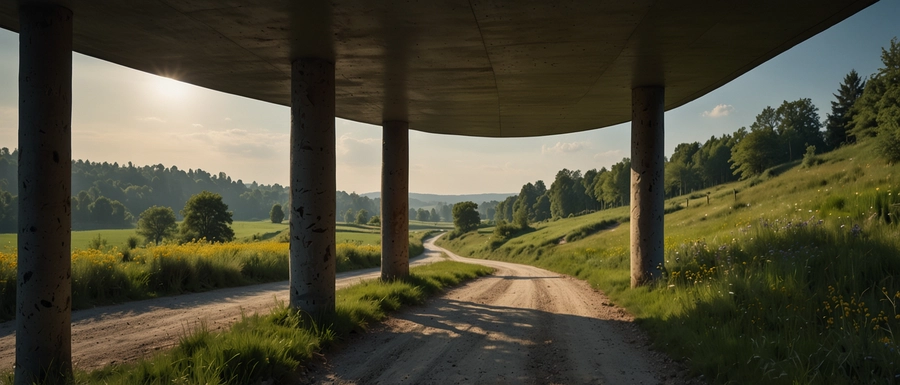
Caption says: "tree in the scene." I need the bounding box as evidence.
[694,135,735,186]
[355,209,370,225]
[136,206,177,245]
[368,215,381,226]
[440,203,452,222]
[180,191,234,243]
[532,193,551,221]
[665,142,701,196]
[730,126,780,179]
[269,203,285,223]
[452,201,480,233]
[513,182,541,225]
[776,98,823,161]
[344,208,355,223]
[430,208,439,222]
[825,70,866,148]
[549,169,586,219]
[851,38,900,141]
[416,208,430,222]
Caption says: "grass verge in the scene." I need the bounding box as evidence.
[29,260,492,385]
[0,233,435,322]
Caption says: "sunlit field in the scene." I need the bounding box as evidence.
[0,219,427,250]
[0,220,289,251]
[437,141,900,384]
[0,229,435,322]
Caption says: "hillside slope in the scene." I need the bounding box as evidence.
[437,140,900,384]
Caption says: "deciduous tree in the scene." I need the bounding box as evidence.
[730,126,779,179]
[180,191,234,243]
[136,206,177,245]
[356,209,370,225]
[452,201,480,233]
[269,203,285,223]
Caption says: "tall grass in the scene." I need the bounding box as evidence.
[0,234,433,322]
[436,142,900,383]
[61,260,492,385]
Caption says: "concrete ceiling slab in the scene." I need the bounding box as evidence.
[0,0,877,137]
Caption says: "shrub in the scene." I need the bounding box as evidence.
[876,119,900,163]
[126,236,140,249]
[564,219,616,243]
[801,144,821,168]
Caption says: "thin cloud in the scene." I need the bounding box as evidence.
[541,141,589,155]
[593,149,622,160]
[136,116,166,123]
[192,123,204,128]
[177,128,288,159]
[336,133,380,167]
[701,104,734,118]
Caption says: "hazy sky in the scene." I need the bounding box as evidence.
[0,2,897,195]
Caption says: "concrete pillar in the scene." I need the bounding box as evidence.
[630,86,665,288]
[15,3,73,384]
[289,58,336,315]
[381,121,409,280]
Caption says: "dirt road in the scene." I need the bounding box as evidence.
[0,247,447,371]
[306,238,698,384]
[2,236,697,384]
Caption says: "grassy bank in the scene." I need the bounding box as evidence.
[437,141,900,384]
[0,230,436,322]
[9,260,491,385]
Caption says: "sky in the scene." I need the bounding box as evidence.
[0,2,898,195]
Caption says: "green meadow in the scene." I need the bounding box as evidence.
[437,140,900,384]
[0,219,454,251]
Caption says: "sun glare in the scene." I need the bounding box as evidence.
[152,75,190,100]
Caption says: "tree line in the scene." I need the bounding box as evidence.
[0,152,385,232]
[488,37,900,230]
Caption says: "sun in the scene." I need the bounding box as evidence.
[151,75,190,100]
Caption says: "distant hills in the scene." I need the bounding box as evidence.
[360,192,515,208]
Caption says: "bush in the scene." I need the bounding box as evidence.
[876,119,900,163]
[88,233,108,250]
[801,144,822,168]
[126,236,140,249]
[564,219,616,243]
[492,221,521,240]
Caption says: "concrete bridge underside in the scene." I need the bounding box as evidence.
[1,0,877,383]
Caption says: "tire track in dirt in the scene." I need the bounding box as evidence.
[305,236,701,385]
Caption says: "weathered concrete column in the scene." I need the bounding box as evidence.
[630,86,665,288]
[289,58,336,315]
[381,121,409,280]
[16,3,73,384]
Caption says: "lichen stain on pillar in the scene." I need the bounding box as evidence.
[381,121,410,280]
[630,86,665,288]
[289,58,336,315]
[15,3,74,384]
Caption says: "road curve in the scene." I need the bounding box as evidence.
[306,236,697,384]
[0,244,447,371]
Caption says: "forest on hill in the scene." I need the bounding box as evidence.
[492,38,899,227]
[0,154,382,232]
